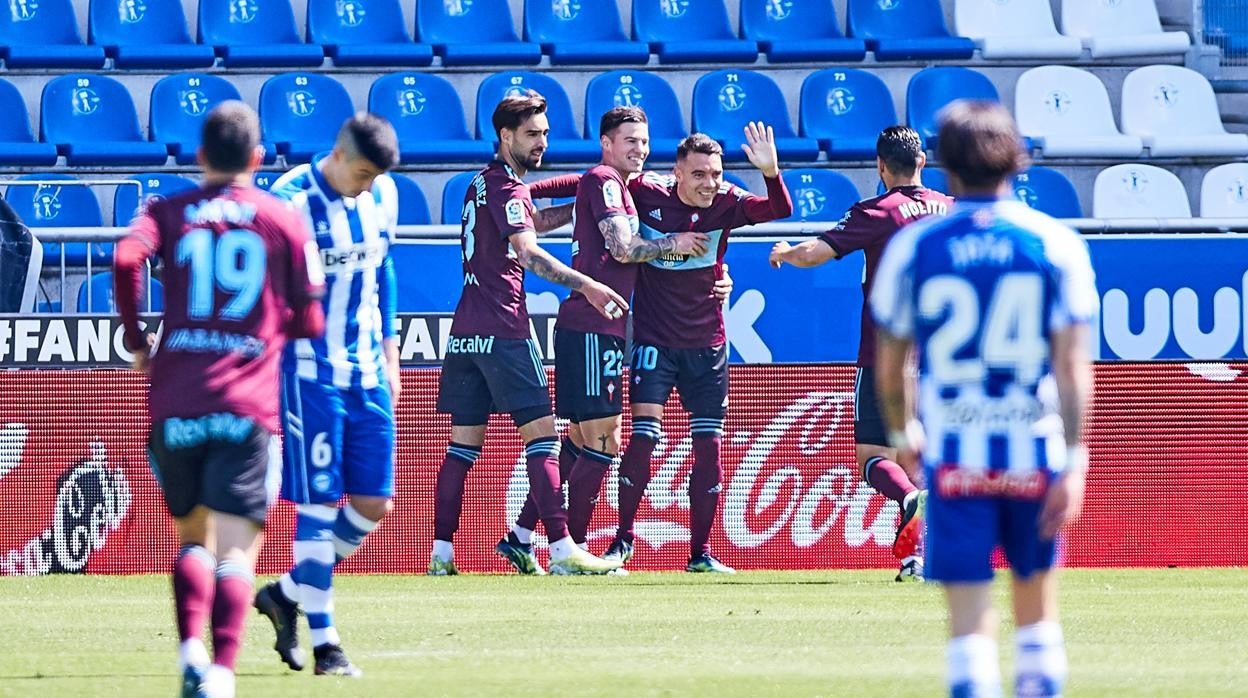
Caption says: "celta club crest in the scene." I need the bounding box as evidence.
[1153,83,1180,108]
[718,83,747,112]
[826,87,855,116]
[287,90,317,116]
[444,0,471,17]
[1230,179,1248,204]
[797,188,825,218]
[552,0,580,20]
[876,0,900,10]
[33,185,62,221]
[1123,169,1149,194]
[614,83,644,108]
[398,89,426,116]
[1045,90,1072,115]
[10,0,37,21]
[660,0,688,18]
[179,89,209,116]
[765,0,793,20]
[230,0,258,23]
[1014,184,1038,208]
[1102,0,1123,7]
[71,87,100,116]
[337,0,365,26]
[118,0,144,23]
[503,85,529,99]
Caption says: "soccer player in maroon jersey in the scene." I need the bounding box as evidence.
[430,91,628,576]
[605,124,793,574]
[769,125,953,581]
[495,107,710,573]
[114,101,326,698]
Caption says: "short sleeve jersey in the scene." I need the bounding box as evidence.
[820,185,952,366]
[130,184,322,432]
[556,164,638,338]
[449,160,535,340]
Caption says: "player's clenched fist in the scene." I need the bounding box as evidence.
[580,280,629,320]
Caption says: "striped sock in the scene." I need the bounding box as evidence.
[948,633,1002,698]
[331,503,379,562]
[434,442,481,543]
[1015,622,1067,697]
[172,544,215,643]
[210,558,254,671]
[567,446,615,544]
[689,416,724,558]
[290,504,338,648]
[525,437,568,541]
[616,417,661,543]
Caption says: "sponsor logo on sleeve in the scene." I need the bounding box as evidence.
[603,180,622,209]
[505,198,526,226]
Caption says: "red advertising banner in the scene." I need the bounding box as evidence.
[1,363,1245,576]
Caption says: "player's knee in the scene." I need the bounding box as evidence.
[348,496,392,522]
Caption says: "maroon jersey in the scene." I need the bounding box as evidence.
[449,160,536,340]
[556,164,638,338]
[820,185,952,366]
[629,173,792,348]
[114,183,325,432]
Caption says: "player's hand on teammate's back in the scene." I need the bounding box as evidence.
[580,280,629,321]
[129,333,156,373]
[742,121,780,178]
[769,241,792,268]
[713,263,733,302]
[670,231,710,257]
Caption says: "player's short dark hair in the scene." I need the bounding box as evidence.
[937,100,1029,190]
[599,106,647,138]
[676,133,723,160]
[338,112,400,171]
[200,100,259,174]
[492,90,548,139]
[876,125,923,177]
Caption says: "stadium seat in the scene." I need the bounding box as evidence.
[416,0,541,66]
[1204,0,1248,61]
[845,0,974,61]
[524,0,649,65]
[259,73,355,164]
[112,174,197,227]
[150,73,272,166]
[631,0,759,63]
[800,68,896,161]
[906,67,999,150]
[1012,167,1082,218]
[40,75,169,167]
[739,0,866,63]
[782,169,860,222]
[441,172,478,225]
[584,70,686,161]
[88,0,216,69]
[253,171,284,191]
[307,0,433,67]
[954,0,1082,60]
[6,174,107,267]
[876,168,948,196]
[0,0,105,68]
[1120,66,1248,158]
[0,78,59,166]
[390,174,432,225]
[77,271,163,313]
[1092,164,1190,218]
[1200,163,1248,217]
[1061,0,1190,59]
[723,171,752,192]
[475,72,599,163]
[368,73,492,164]
[690,70,820,162]
[198,0,324,68]
[1015,66,1144,158]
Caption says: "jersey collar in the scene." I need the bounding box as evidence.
[310,152,342,203]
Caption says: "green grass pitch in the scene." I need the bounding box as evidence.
[1,569,1245,697]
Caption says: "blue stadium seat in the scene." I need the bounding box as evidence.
[0,78,58,166]
[632,0,758,63]
[723,171,752,192]
[259,73,355,164]
[113,173,197,226]
[1205,0,1248,60]
[1013,167,1082,218]
[389,174,432,225]
[800,68,896,161]
[40,74,169,167]
[876,168,949,195]
[740,0,867,63]
[441,172,478,225]
[0,0,105,68]
[369,73,492,164]
[584,70,686,161]
[906,67,999,150]
[691,69,820,162]
[524,0,649,65]
[476,72,600,163]
[88,0,216,69]
[307,0,433,67]
[198,0,324,68]
[846,0,974,61]
[416,0,541,66]
[6,173,107,267]
[150,74,273,166]
[77,271,164,313]
[782,169,861,222]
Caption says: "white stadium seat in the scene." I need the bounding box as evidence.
[1093,164,1191,218]
[1120,65,1248,158]
[1015,65,1144,158]
[1200,163,1248,217]
[1061,0,1190,59]
[955,0,1082,60]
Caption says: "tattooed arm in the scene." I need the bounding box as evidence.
[510,230,629,319]
[533,202,574,233]
[601,215,709,264]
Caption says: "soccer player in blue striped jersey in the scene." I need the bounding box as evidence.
[253,113,401,678]
[871,101,1096,698]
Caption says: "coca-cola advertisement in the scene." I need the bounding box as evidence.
[1,363,1245,575]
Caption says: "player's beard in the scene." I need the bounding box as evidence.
[512,144,544,172]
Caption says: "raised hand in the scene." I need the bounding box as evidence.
[741,121,779,178]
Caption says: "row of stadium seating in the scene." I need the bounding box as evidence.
[4,62,1242,170]
[4,0,1190,70]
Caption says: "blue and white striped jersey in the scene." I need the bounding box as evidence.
[870,198,1098,480]
[271,155,399,391]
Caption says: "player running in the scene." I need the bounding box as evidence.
[768,125,952,581]
[114,101,326,698]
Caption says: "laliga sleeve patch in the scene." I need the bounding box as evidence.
[602,179,622,209]
[505,198,526,226]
